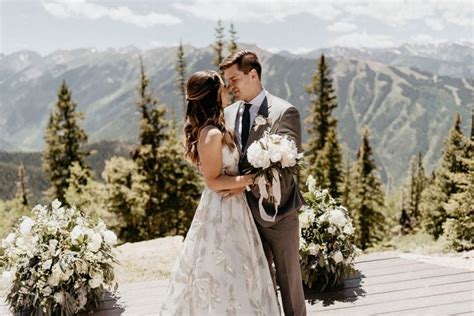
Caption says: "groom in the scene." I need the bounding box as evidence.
[219,50,306,316]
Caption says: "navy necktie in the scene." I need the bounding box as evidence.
[241,103,252,147]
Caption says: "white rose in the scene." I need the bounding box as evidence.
[308,243,320,256]
[247,142,271,169]
[42,286,52,296]
[48,239,59,255]
[253,115,268,131]
[267,143,283,163]
[2,233,16,248]
[332,251,344,264]
[328,208,347,227]
[87,233,102,252]
[88,271,104,289]
[51,199,62,210]
[19,217,35,234]
[42,259,53,271]
[54,291,65,305]
[70,226,84,244]
[280,138,298,168]
[102,230,117,246]
[343,223,354,235]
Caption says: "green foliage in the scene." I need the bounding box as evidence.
[15,162,29,207]
[399,152,427,233]
[421,113,469,239]
[0,199,29,239]
[442,137,473,251]
[304,54,342,198]
[176,41,187,114]
[228,23,238,54]
[349,128,386,250]
[213,20,225,68]
[42,81,89,204]
[299,179,359,291]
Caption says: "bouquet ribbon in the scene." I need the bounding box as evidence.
[257,168,281,222]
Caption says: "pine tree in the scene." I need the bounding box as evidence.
[176,41,187,114]
[350,128,386,250]
[413,152,427,224]
[304,54,341,197]
[228,23,238,54]
[213,20,225,68]
[42,81,89,204]
[154,123,203,236]
[340,156,352,207]
[442,136,473,251]
[317,128,343,198]
[15,162,29,206]
[421,113,468,238]
[134,57,169,239]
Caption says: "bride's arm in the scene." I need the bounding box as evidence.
[198,126,254,191]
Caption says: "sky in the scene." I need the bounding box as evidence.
[1,0,473,55]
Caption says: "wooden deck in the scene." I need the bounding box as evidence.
[1,252,473,315]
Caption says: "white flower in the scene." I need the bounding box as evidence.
[88,271,104,289]
[327,226,336,234]
[48,239,59,255]
[102,230,117,246]
[308,243,320,256]
[19,217,35,234]
[70,226,84,244]
[306,175,317,193]
[280,138,299,168]
[328,208,347,227]
[54,291,65,305]
[2,233,16,248]
[78,288,87,309]
[247,141,271,169]
[52,199,62,210]
[47,265,62,287]
[2,269,16,283]
[343,223,354,235]
[253,115,269,131]
[61,268,73,281]
[299,207,315,230]
[87,233,102,252]
[42,259,53,271]
[42,286,52,296]
[332,251,344,263]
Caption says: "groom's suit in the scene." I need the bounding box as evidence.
[224,91,306,316]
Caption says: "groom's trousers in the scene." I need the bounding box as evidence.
[257,212,307,316]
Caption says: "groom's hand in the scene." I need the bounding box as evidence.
[218,187,245,198]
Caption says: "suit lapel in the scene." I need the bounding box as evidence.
[242,96,272,156]
[225,101,243,153]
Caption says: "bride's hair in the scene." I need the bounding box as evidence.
[184,70,235,165]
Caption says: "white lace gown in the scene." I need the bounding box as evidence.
[160,146,280,316]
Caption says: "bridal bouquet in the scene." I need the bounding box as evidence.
[247,129,304,221]
[299,176,360,291]
[1,199,118,315]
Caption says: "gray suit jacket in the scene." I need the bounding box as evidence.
[224,93,304,228]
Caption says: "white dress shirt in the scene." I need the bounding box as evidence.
[235,88,268,147]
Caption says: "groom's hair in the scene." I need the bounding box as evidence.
[219,50,262,80]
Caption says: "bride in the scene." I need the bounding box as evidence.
[160,70,280,315]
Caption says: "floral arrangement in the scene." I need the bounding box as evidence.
[299,176,360,291]
[246,129,304,222]
[1,199,118,315]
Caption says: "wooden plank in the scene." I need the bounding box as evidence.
[378,300,474,315]
[309,290,472,315]
[355,252,400,263]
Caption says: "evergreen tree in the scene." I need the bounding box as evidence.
[176,41,187,114]
[340,156,352,207]
[413,152,427,224]
[317,128,343,198]
[213,20,225,68]
[304,54,342,197]
[421,113,468,238]
[442,137,473,251]
[134,57,169,239]
[42,81,89,204]
[15,162,29,206]
[228,23,238,54]
[350,128,386,250]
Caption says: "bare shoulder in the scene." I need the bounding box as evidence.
[198,126,223,145]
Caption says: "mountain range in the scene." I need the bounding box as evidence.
[0,42,472,189]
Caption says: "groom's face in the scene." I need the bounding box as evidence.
[223,64,259,102]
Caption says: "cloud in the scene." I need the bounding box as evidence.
[329,32,396,48]
[173,0,341,23]
[424,18,444,31]
[41,0,181,27]
[328,22,357,33]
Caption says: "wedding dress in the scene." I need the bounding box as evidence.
[160,145,280,315]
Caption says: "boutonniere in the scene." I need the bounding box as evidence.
[253,115,271,131]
